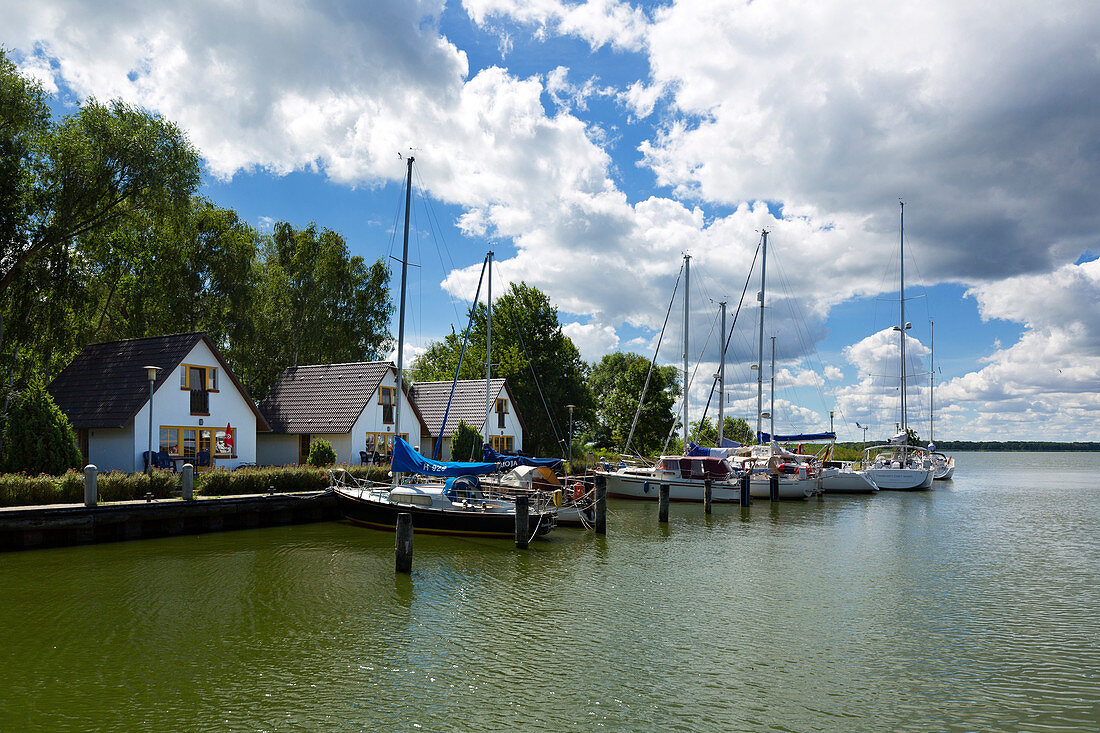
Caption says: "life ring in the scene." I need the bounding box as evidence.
[571,482,585,501]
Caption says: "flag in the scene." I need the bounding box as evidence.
[225,422,234,452]
[855,422,865,429]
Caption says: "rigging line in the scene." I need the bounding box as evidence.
[412,165,465,325]
[695,238,762,433]
[660,305,720,454]
[622,261,685,456]
[496,297,566,454]
[434,254,489,459]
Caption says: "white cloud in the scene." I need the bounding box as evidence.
[463,0,650,52]
[562,321,620,361]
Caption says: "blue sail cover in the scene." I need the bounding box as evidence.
[720,437,742,448]
[482,444,563,471]
[391,437,498,477]
[686,442,740,457]
[757,431,837,443]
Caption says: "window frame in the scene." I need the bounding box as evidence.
[159,425,236,458]
[179,364,220,393]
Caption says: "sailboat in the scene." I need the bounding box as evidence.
[329,156,557,537]
[726,232,819,499]
[599,255,746,502]
[860,202,935,490]
[928,320,956,480]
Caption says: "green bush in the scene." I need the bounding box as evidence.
[307,438,337,467]
[197,464,390,497]
[1,380,81,475]
[451,420,482,462]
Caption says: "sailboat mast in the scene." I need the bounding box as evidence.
[899,202,907,438]
[394,156,413,443]
[756,230,768,442]
[929,319,934,445]
[485,250,493,445]
[769,335,776,442]
[682,254,691,449]
[718,300,726,444]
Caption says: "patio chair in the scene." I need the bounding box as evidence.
[156,450,176,472]
[360,450,369,466]
[197,450,211,468]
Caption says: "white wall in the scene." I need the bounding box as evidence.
[257,433,298,466]
[128,340,260,471]
[484,387,524,453]
[347,369,423,462]
[87,424,135,473]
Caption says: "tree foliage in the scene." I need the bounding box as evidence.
[690,416,755,446]
[0,379,81,475]
[410,282,589,457]
[586,352,680,456]
[451,420,482,463]
[307,438,337,467]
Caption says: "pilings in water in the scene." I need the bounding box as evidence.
[703,478,712,515]
[395,512,413,573]
[769,474,780,501]
[740,474,751,506]
[658,483,670,523]
[514,494,530,549]
[594,475,606,535]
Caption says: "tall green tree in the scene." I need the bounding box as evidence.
[586,352,680,456]
[410,282,590,457]
[690,416,755,446]
[236,222,393,398]
[0,379,81,475]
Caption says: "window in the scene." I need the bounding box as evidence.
[160,426,235,457]
[489,435,514,453]
[181,364,217,414]
[379,386,395,424]
[365,431,407,459]
[496,398,508,429]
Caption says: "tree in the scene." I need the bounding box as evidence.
[307,438,336,467]
[689,416,755,446]
[586,352,679,456]
[410,282,590,457]
[0,379,81,475]
[236,222,393,398]
[451,420,482,463]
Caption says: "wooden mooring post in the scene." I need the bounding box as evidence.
[739,473,751,506]
[594,475,606,535]
[514,494,530,549]
[769,473,780,502]
[703,478,712,515]
[658,483,670,523]
[396,512,413,573]
[182,463,194,501]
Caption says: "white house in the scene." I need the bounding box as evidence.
[408,378,525,461]
[47,332,269,472]
[257,362,426,466]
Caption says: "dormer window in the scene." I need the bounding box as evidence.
[181,364,217,414]
[379,386,395,424]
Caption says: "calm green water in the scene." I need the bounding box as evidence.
[2,452,1099,731]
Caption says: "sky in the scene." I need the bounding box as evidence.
[5,0,1100,442]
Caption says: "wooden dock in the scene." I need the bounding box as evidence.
[0,491,339,551]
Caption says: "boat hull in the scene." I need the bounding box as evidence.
[933,461,955,480]
[599,471,742,502]
[747,476,818,499]
[332,488,555,538]
[865,467,934,490]
[820,469,878,493]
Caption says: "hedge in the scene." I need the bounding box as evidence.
[0,464,393,507]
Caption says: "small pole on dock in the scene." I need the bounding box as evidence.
[659,483,670,523]
[514,494,530,549]
[396,512,413,573]
[703,478,712,515]
[769,473,780,502]
[739,473,751,506]
[83,465,97,507]
[182,463,194,501]
[594,475,607,535]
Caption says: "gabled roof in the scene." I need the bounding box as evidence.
[409,378,525,437]
[258,361,426,435]
[47,332,269,430]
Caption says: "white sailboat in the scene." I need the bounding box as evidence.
[861,202,935,491]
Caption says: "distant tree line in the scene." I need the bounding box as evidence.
[933,441,1100,452]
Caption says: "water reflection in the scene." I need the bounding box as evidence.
[1,453,1098,731]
